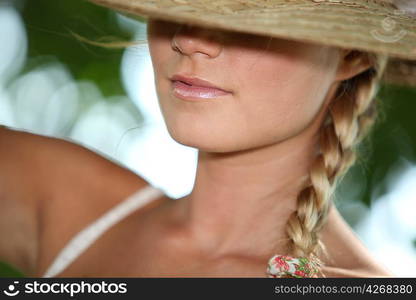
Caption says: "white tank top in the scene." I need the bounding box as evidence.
[42,184,165,278]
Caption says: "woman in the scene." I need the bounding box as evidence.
[1,0,415,278]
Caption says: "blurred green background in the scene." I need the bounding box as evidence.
[1,0,415,277]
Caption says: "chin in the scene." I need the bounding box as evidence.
[164,123,239,153]
[165,124,271,154]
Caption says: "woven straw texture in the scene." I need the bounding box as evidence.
[88,0,416,86]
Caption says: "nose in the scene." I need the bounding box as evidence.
[172,24,224,58]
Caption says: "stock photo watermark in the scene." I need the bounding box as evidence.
[2,280,127,297]
[370,1,415,45]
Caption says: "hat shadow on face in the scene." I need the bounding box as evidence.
[146,17,332,62]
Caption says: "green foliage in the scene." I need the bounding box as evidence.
[19,0,133,97]
[0,262,25,278]
[362,84,416,206]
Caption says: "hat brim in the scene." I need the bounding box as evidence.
[88,0,416,87]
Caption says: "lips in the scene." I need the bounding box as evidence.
[170,74,232,100]
[171,74,231,91]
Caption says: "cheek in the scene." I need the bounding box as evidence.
[233,51,333,142]
[147,22,180,79]
[148,38,172,79]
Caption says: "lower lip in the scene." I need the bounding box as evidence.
[171,81,231,101]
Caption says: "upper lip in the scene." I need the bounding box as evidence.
[170,74,231,93]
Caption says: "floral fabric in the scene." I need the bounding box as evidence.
[266,254,319,278]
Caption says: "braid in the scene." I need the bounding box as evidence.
[285,51,389,277]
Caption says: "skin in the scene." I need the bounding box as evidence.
[0,18,393,277]
[146,19,384,266]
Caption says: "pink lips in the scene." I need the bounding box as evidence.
[170,74,231,101]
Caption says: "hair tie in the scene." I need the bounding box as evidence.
[266,254,319,278]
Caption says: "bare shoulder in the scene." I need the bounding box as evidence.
[0,125,151,276]
[0,125,149,203]
[319,204,394,278]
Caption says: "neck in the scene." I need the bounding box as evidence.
[170,83,339,261]
[172,128,322,260]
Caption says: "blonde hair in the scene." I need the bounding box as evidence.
[285,51,389,277]
[77,31,390,277]
[71,31,147,49]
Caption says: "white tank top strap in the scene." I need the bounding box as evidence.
[42,184,165,278]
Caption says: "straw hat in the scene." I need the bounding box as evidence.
[88,0,416,87]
